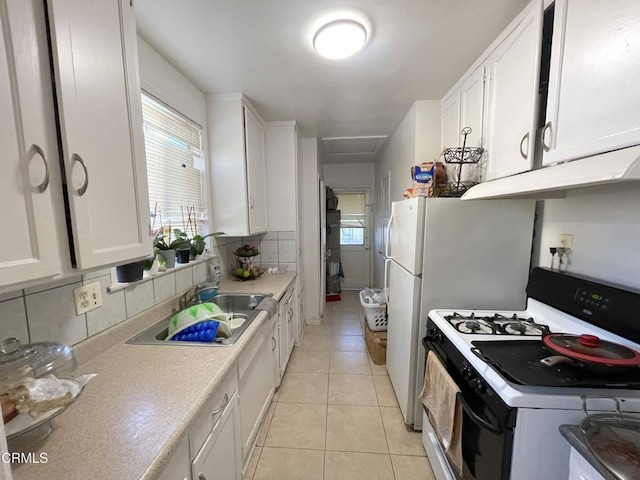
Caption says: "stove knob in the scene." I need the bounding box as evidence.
[435,333,444,344]
[428,328,438,336]
[470,378,486,394]
[462,366,473,379]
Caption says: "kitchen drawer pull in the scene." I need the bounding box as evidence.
[198,473,207,480]
[287,309,293,322]
[271,336,277,351]
[455,392,502,434]
[72,153,89,196]
[31,144,50,193]
[250,195,255,209]
[211,393,229,416]
[519,131,529,160]
[541,121,552,152]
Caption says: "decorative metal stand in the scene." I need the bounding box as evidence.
[436,127,484,197]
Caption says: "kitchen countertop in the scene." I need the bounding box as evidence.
[560,425,616,480]
[11,271,296,480]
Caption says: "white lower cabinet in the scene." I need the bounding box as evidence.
[238,320,275,469]
[192,390,242,480]
[157,436,190,480]
[278,288,295,375]
[296,285,306,345]
[271,316,282,388]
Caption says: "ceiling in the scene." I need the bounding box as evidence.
[135,0,530,163]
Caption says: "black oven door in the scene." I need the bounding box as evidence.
[423,332,514,480]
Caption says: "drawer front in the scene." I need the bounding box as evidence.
[189,366,239,458]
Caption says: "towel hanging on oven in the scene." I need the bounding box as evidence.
[420,351,463,474]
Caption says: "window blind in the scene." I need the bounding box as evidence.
[141,93,206,236]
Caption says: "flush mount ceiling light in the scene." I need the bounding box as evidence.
[313,19,367,59]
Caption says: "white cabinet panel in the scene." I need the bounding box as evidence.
[542,0,640,165]
[485,0,543,180]
[238,322,274,466]
[459,67,487,148]
[441,92,461,149]
[157,436,190,480]
[271,317,281,387]
[208,97,268,237]
[0,0,60,287]
[286,286,296,354]
[244,107,268,234]
[48,0,151,269]
[192,391,242,480]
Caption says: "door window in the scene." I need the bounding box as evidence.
[336,192,367,246]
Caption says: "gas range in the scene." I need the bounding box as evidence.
[421,268,640,480]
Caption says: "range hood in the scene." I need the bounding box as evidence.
[462,145,640,200]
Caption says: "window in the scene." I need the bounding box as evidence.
[141,93,206,237]
[336,192,367,246]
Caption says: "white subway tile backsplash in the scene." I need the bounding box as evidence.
[259,240,278,262]
[26,282,87,345]
[86,275,126,337]
[24,275,82,295]
[0,298,29,343]
[175,267,194,293]
[0,290,23,302]
[193,262,207,284]
[124,281,154,318]
[242,235,261,245]
[282,263,297,272]
[278,231,296,240]
[278,239,297,263]
[262,232,278,240]
[154,272,176,304]
[82,268,112,281]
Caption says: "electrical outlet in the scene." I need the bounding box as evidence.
[73,282,103,315]
[559,233,573,249]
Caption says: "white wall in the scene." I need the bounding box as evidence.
[323,163,375,188]
[532,183,640,290]
[302,138,322,323]
[373,101,441,286]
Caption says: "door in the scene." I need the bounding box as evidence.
[485,0,543,180]
[192,391,242,480]
[542,0,640,165]
[0,0,60,287]
[386,260,422,424]
[333,188,372,289]
[319,178,326,316]
[244,106,268,234]
[387,198,425,276]
[48,0,152,269]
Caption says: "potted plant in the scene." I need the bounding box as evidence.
[173,229,225,261]
[115,259,146,283]
[153,228,189,269]
[142,253,158,277]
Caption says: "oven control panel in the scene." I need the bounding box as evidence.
[574,288,611,311]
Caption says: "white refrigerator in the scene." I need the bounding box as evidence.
[384,197,536,428]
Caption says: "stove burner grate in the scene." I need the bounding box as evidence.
[444,312,550,336]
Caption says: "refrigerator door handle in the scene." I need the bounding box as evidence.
[384,258,391,299]
[385,210,395,258]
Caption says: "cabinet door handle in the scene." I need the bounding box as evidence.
[72,153,89,196]
[519,131,529,160]
[211,393,229,416]
[198,473,207,480]
[31,144,50,193]
[250,195,255,209]
[271,336,277,351]
[299,303,303,314]
[541,122,552,152]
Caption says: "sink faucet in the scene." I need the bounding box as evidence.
[179,284,219,310]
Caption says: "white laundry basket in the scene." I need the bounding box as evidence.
[359,289,388,331]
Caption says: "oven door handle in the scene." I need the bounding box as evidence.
[456,392,503,435]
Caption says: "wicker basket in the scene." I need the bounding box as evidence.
[359,290,388,331]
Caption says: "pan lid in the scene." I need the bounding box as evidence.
[543,334,640,367]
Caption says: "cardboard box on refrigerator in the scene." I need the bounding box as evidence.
[365,323,387,365]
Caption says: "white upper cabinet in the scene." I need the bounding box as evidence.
[0,0,60,287]
[48,0,152,269]
[485,0,543,180]
[542,0,640,166]
[208,95,268,237]
[244,107,268,234]
[441,91,461,149]
[459,67,487,149]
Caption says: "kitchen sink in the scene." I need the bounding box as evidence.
[126,294,271,347]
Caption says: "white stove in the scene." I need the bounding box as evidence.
[421,268,640,480]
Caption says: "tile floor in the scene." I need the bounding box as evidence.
[244,290,436,480]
